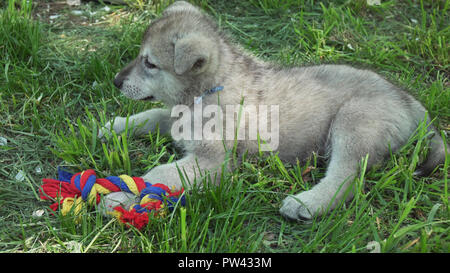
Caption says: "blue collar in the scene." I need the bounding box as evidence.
[195,86,224,104]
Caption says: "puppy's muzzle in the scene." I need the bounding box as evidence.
[113,74,124,89]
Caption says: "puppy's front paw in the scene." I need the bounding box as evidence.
[98,117,126,139]
[98,192,139,217]
[280,190,326,220]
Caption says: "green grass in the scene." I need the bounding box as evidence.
[0,0,449,253]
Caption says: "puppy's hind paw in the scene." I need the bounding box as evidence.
[280,190,328,221]
[280,195,313,221]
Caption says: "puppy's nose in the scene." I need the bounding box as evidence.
[113,76,123,89]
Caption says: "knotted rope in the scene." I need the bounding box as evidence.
[39,168,185,229]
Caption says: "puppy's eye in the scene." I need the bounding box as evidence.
[144,59,158,69]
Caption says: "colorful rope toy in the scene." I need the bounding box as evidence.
[39,168,185,230]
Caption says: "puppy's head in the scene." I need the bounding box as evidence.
[113,1,220,106]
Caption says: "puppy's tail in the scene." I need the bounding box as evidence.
[414,125,448,176]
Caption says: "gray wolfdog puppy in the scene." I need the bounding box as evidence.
[99,1,448,220]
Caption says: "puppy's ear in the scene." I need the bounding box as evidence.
[163,1,199,15]
[174,34,215,75]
